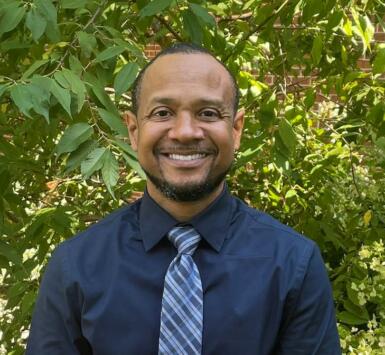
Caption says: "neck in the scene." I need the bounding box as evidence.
[146,182,224,222]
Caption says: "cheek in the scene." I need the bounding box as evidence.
[137,126,162,150]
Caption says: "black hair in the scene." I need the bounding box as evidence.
[131,42,240,115]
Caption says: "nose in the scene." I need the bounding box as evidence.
[167,111,204,142]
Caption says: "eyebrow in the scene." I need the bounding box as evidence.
[149,96,229,110]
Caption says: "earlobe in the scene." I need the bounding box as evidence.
[123,111,139,151]
[233,109,245,150]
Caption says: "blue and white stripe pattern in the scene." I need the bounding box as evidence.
[158,226,203,355]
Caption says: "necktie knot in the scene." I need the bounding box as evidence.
[168,226,201,255]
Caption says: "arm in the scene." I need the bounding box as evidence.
[275,244,341,355]
[26,244,88,355]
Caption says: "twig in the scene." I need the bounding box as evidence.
[46,1,108,76]
[217,12,253,23]
[155,15,183,42]
[223,0,291,63]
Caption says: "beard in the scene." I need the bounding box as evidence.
[142,163,232,202]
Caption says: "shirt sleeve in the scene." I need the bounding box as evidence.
[275,243,341,355]
[26,244,88,355]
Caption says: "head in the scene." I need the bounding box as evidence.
[125,43,244,203]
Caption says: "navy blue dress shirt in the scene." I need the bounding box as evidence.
[27,187,341,354]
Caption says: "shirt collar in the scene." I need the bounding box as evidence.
[139,185,235,253]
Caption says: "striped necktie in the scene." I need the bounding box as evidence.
[158,225,203,355]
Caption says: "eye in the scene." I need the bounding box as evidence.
[198,109,220,120]
[151,108,173,119]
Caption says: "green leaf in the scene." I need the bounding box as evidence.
[343,299,369,320]
[182,9,203,44]
[189,3,215,27]
[69,55,83,75]
[278,118,297,152]
[375,137,385,152]
[81,147,106,178]
[0,83,10,99]
[21,59,49,80]
[138,0,173,18]
[102,150,119,197]
[0,241,22,265]
[51,79,72,117]
[56,123,93,156]
[311,35,323,65]
[10,82,50,121]
[122,152,146,179]
[61,0,87,9]
[94,46,126,63]
[373,46,385,74]
[65,139,97,173]
[0,2,26,36]
[54,69,86,112]
[338,311,368,325]
[351,9,374,53]
[98,108,128,136]
[235,144,264,167]
[21,290,36,315]
[113,138,137,158]
[25,7,47,41]
[84,73,119,116]
[77,31,97,58]
[35,0,57,24]
[35,0,59,42]
[304,89,316,109]
[114,63,139,98]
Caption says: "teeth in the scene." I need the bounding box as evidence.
[168,153,206,161]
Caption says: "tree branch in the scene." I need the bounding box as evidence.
[223,0,291,63]
[217,12,253,23]
[155,15,183,42]
[46,0,108,76]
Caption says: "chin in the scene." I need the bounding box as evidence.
[144,170,227,202]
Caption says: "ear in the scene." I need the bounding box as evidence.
[233,109,245,151]
[123,111,139,151]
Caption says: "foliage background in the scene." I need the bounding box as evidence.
[1,0,385,353]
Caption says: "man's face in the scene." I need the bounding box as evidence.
[126,53,244,202]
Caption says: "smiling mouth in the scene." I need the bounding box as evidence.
[167,153,207,161]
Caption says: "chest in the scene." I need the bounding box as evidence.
[78,250,287,355]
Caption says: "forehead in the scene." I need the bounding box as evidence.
[139,53,233,107]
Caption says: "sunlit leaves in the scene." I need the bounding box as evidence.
[351,9,374,54]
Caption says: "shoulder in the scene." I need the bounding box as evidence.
[51,199,142,277]
[233,197,315,246]
[228,196,317,265]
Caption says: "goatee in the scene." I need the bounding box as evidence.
[143,167,231,202]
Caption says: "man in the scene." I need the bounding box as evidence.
[27,43,341,354]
